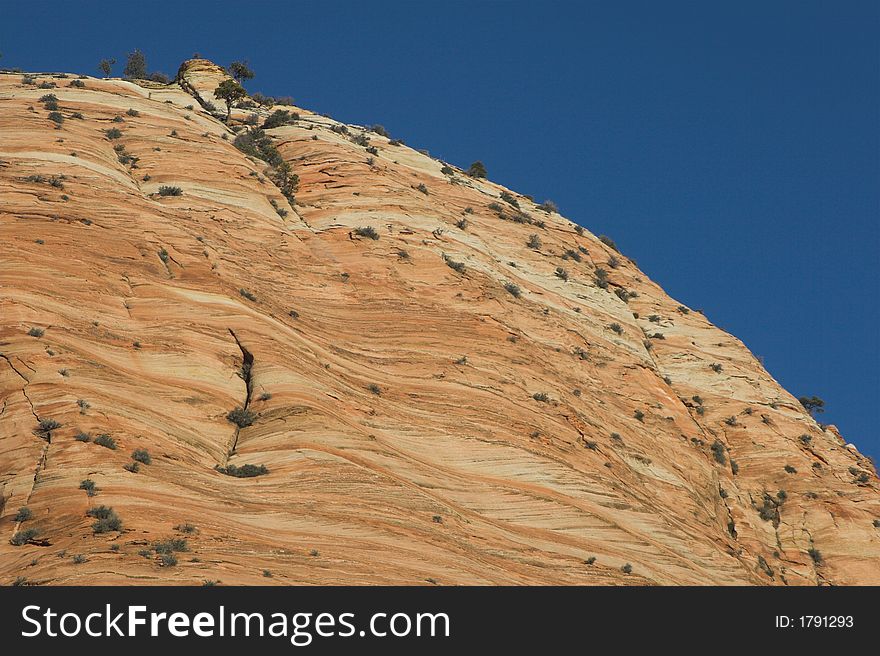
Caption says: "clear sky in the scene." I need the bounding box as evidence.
[2,1,878,462]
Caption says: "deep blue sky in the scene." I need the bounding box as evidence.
[2,1,878,462]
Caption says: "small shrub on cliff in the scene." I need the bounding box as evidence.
[94,434,117,450]
[28,327,45,338]
[526,234,542,249]
[227,407,256,428]
[467,161,487,178]
[157,186,182,196]
[105,127,122,140]
[598,235,619,252]
[15,507,32,522]
[79,479,98,496]
[131,449,151,465]
[710,440,726,465]
[354,226,379,240]
[11,528,39,546]
[216,463,268,478]
[503,282,522,298]
[88,506,122,533]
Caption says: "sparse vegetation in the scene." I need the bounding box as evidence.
[634,410,645,422]
[132,449,151,465]
[123,50,147,79]
[216,463,269,478]
[526,234,542,249]
[74,431,91,442]
[79,479,98,496]
[34,418,61,439]
[94,434,117,450]
[105,127,123,139]
[227,407,256,428]
[784,464,797,474]
[798,396,825,417]
[368,383,382,395]
[15,507,32,522]
[621,563,633,574]
[608,323,623,335]
[554,267,569,281]
[354,226,379,240]
[532,392,550,403]
[710,440,726,465]
[598,235,619,252]
[87,505,122,533]
[28,327,45,337]
[157,186,183,196]
[808,548,823,565]
[503,282,522,298]
[466,161,487,178]
[710,363,723,373]
[11,528,39,546]
[214,78,247,123]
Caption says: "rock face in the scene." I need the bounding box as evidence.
[1,61,878,586]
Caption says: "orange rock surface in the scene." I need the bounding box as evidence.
[1,61,878,585]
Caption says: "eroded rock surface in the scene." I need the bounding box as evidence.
[1,62,877,585]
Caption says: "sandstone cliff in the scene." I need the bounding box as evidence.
[1,60,877,585]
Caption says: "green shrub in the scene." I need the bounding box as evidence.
[798,396,825,417]
[417,183,428,195]
[15,507,32,522]
[227,407,256,428]
[561,249,582,262]
[598,235,619,252]
[499,191,519,208]
[123,462,140,473]
[123,49,147,79]
[88,506,122,533]
[94,434,117,449]
[634,410,645,422]
[262,109,295,129]
[354,226,379,240]
[621,563,632,574]
[79,479,98,496]
[538,200,558,213]
[216,463,268,478]
[126,108,139,117]
[784,464,796,474]
[554,267,569,281]
[467,161,487,178]
[503,282,522,298]
[157,186,182,196]
[159,553,178,567]
[526,234,542,249]
[34,418,61,439]
[808,548,822,565]
[28,327,45,337]
[608,323,623,335]
[11,528,39,546]
[710,440,726,465]
[72,554,87,564]
[154,537,188,554]
[132,449,151,465]
[105,127,123,139]
[710,363,723,373]
[532,392,549,403]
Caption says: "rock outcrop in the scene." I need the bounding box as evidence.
[1,61,877,585]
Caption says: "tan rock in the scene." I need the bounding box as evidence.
[0,63,877,586]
